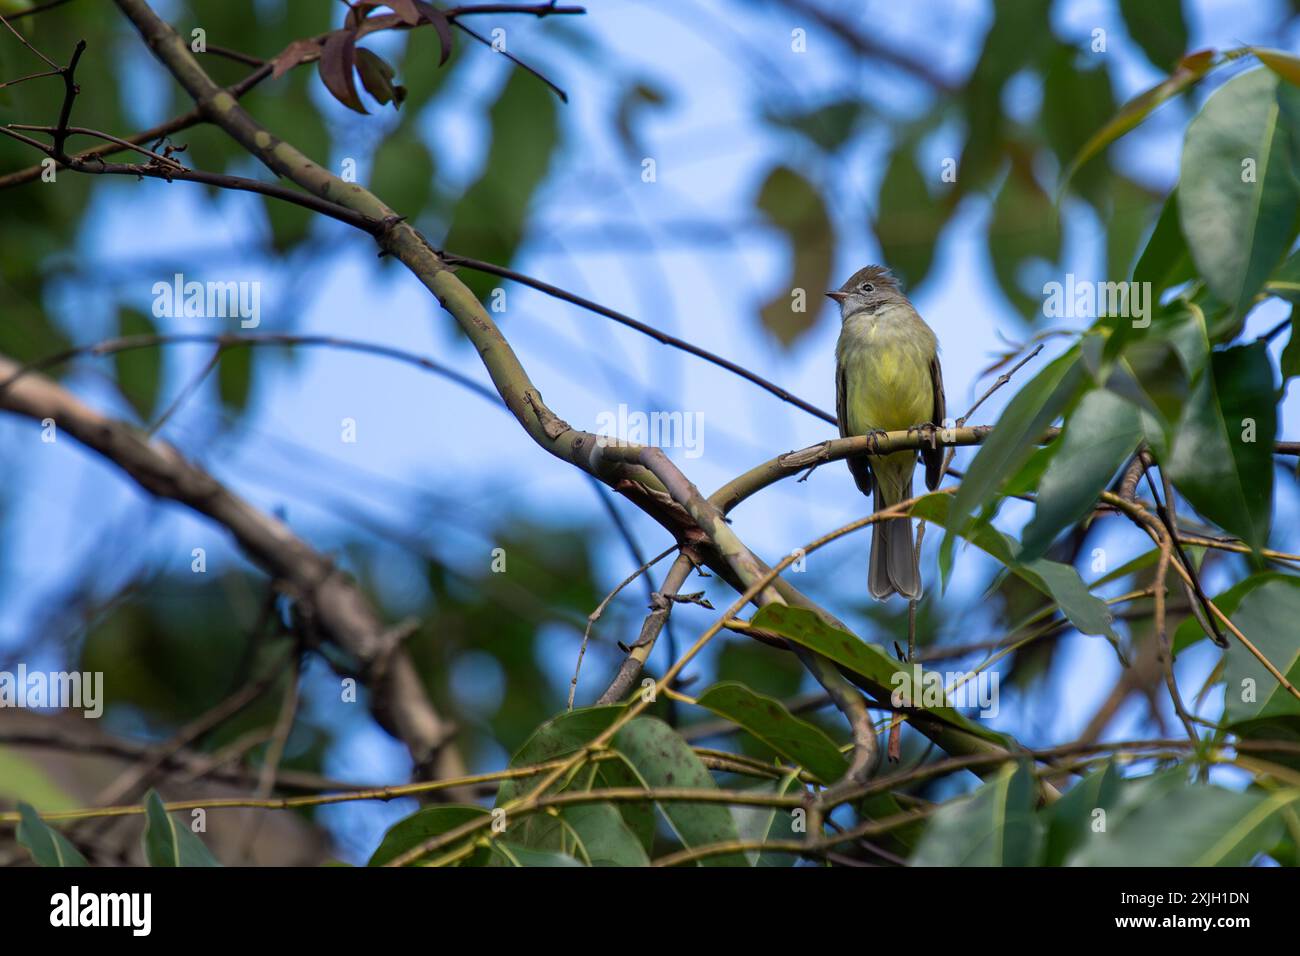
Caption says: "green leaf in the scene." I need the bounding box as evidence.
[1119,0,1188,71]
[1179,68,1300,322]
[489,841,585,867]
[1282,306,1300,380]
[368,806,490,866]
[764,99,863,152]
[354,47,403,108]
[748,603,1012,747]
[875,146,946,290]
[217,343,253,413]
[1172,571,1286,653]
[1068,779,1299,866]
[950,347,1085,528]
[695,682,848,784]
[1165,339,1277,552]
[1223,576,1300,728]
[442,69,557,301]
[1043,761,1123,866]
[1020,388,1143,560]
[731,773,801,867]
[914,494,1120,645]
[1042,46,1116,210]
[141,790,220,867]
[371,131,436,223]
[756,166,833,347]
[114,307,162,421]
[911,763,1043,866]
[16,803,87,867]
[1059,49,1218,198]
[610,717,745,866]
[560,803,650,867]
[488,707,658,860]
[1268,249,1300,304]
[989,153,1060,319]
[1133,189,1195,293]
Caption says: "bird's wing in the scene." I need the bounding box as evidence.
[837,362,874,496]
[923,352,947,491]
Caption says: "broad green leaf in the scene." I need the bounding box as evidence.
[592,753,656,854]
[914,495,1119,644]
[911,763,1043,866]
[1119,0,1187,71]
[1043,760,1123,866]
[610,717,745,866]
[748,602,1012,748]
[368,806,490,866]
[1042,46,1115,211]
[1059,49,1219,197]
[1165,339,1277,552]
[560,803,649,867]
[493,706,627,853]
[114,307,161,421]
[695,682,848,785]
[1069,781,1299,866]
[989,155,1060,319]
[950,347,1085,528]
[1132,190,1195,293]
[489,841,585,867]
[958,0,1052,191]
[442,68,557,301]
[141,790,220,867]
[1020,388,1143,560]
[1172,571,1288,653]
[1179,68,1300,322]
[371,131,436,223]
[1222,576,1300,728]
[756,166,833,347]
[875,146,946,290]
[16,803,87,867]
[731,773,801,867]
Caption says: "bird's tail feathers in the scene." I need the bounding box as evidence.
[869,470,919,601]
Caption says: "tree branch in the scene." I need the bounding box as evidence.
[0,352,462,779]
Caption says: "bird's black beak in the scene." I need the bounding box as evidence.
[826,291,849,303]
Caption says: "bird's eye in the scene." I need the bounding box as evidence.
[862,283,874,293]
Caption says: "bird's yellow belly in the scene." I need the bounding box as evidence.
[842,339,933,436]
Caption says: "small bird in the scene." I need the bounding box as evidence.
[829,266,946,600]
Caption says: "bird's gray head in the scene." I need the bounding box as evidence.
[826,265,906,318]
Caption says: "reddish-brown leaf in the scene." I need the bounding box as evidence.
[318,29,368,114]
[414,1,455,65]
[270,38,322,80]
[388,0,423,26]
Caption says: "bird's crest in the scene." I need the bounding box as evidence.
[838,264,901,293]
